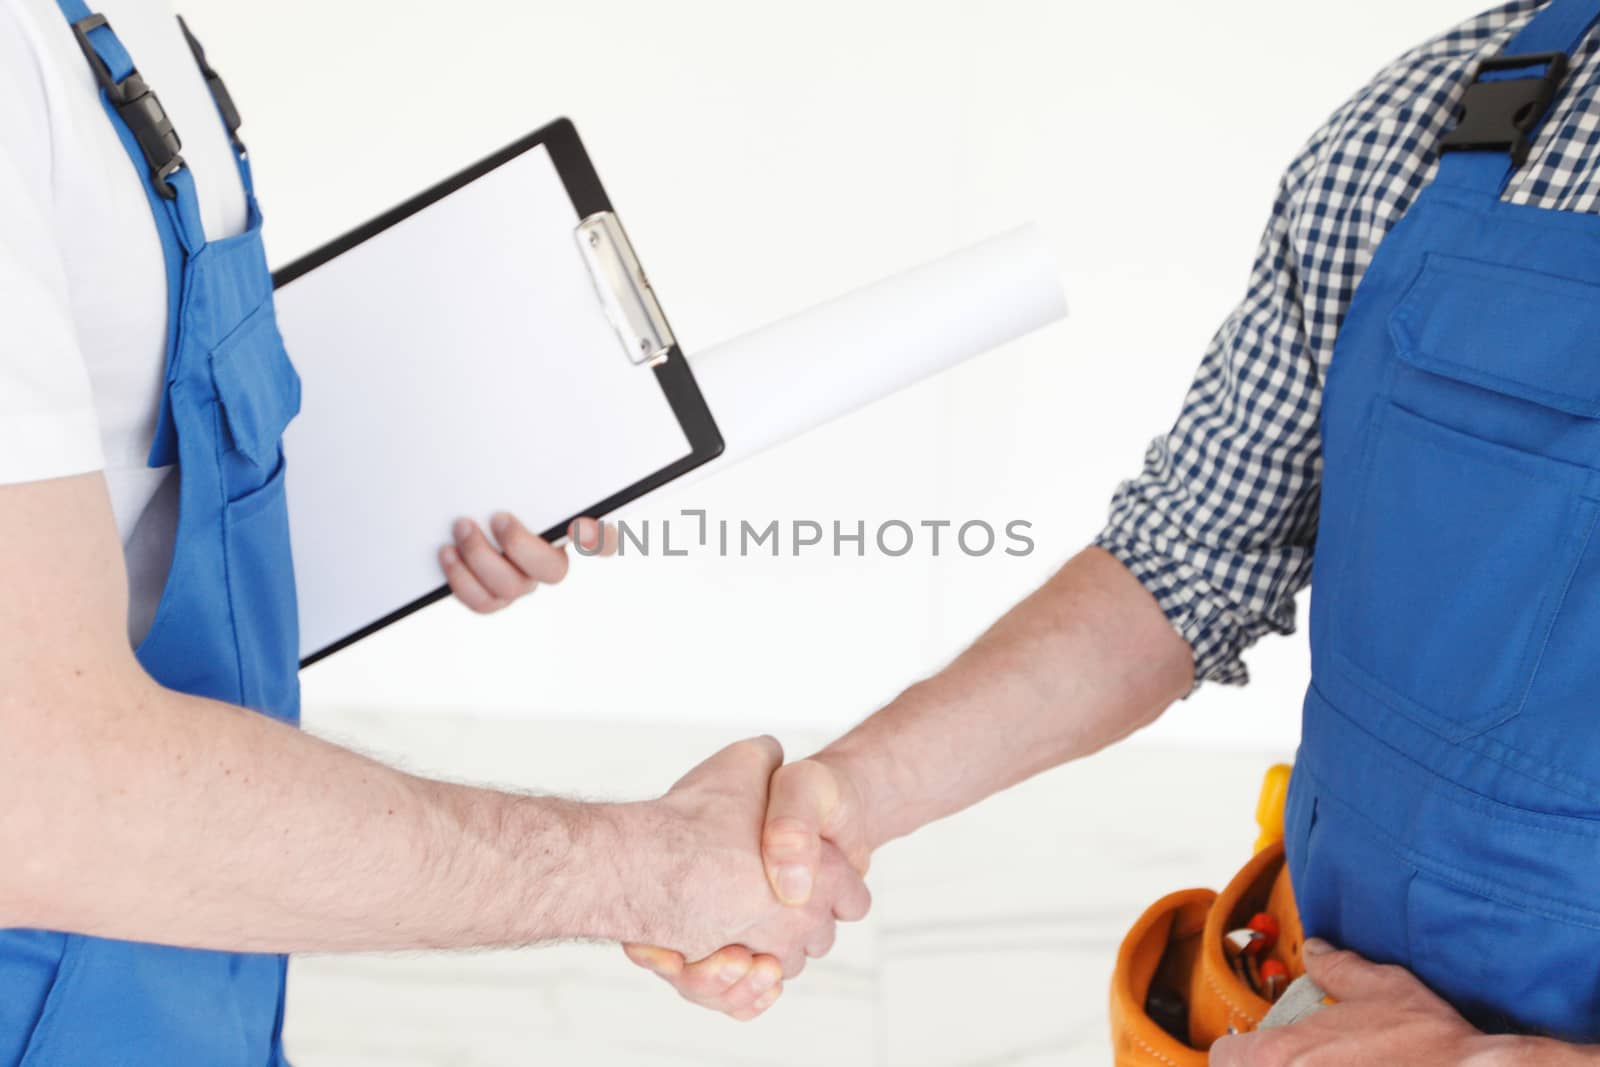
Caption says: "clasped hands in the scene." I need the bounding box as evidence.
[621,738,871,1022]
[435,515,870,1021]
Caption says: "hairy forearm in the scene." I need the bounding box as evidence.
[0,669,671,954]
[0,474,696,955]
[817,546,1194,850]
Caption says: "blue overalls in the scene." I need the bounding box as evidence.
[0,6,302,1064]
[1285,0,1600,1042]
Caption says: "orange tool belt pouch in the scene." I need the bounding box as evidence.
[1110,768,1307,1065]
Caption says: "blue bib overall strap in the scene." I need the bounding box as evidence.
[0,6,303,1065]
[1288,0,1600,1041]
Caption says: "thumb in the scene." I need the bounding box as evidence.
[1300,938,1407,1003]
[761,760,839,907]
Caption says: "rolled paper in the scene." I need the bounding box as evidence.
[682,224,1067,479]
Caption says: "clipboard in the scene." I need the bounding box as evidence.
[274,119,723,667]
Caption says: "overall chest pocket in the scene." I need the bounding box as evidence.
[210,301,302,503]
[208,300,303,717]
[1332,254,1600,742]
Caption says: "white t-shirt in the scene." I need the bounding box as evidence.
[0,0,248,642]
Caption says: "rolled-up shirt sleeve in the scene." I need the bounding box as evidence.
[1096,162,1324,688]
[1092,0,1547,688]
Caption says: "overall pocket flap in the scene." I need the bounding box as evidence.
[1390,254,1600,418]
[211,303,302,468]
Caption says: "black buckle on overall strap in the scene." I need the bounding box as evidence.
[70,14,185,199]
[1440,51,1570,168]
[178,16,245,156]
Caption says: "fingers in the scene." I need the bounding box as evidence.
[702,951,783,1019]
[493,512,569,585]
[439,542,503,613]
[441,515,580,613]
[455,518,535,601]
[762,760,840,906]
[649,946,786,1021]
[1301,938,1417,1003]
[730,982,782,1023]
[824,849,873,923]
[679,945,756,1001]
[804,922,835,959]
[796,848,866,959]
[777,949,808,980]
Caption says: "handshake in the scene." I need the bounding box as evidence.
[613,736,875,1022]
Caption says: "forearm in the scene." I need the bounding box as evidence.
[0,669,668,954]
[1493,1037,1600,1065]
[817,546,1193,850]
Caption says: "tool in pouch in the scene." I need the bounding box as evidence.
[1109,765,1329,1066]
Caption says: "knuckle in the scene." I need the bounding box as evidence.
[1253,1031,1299,1067]
[848,882,874,921]
[805,936,834,959]
[1313,949,1353,981]
[1377,964,1426,1000]
[1373,961,1408,982]
[500,523,544,562]
[763,817,816,854]
[687,970,728,996]
[461,543,495,573]
[685,956,732,989]
[487,569,531,599]
[736,735,784,770]
[465,586,503,611]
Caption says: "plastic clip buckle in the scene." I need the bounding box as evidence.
[178,16,245,156]
[1440,51,1570,168]
[71,13,185,198]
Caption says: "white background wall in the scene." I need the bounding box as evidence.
[183,0,1477,756]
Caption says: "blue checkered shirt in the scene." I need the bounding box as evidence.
[1095,0,1600,686]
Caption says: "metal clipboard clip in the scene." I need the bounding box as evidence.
[576,212,676,368]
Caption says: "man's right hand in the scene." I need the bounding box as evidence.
[624,752,877,1019]
[622,739,872,1020]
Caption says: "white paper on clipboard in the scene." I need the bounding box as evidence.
[276,142,693,662]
